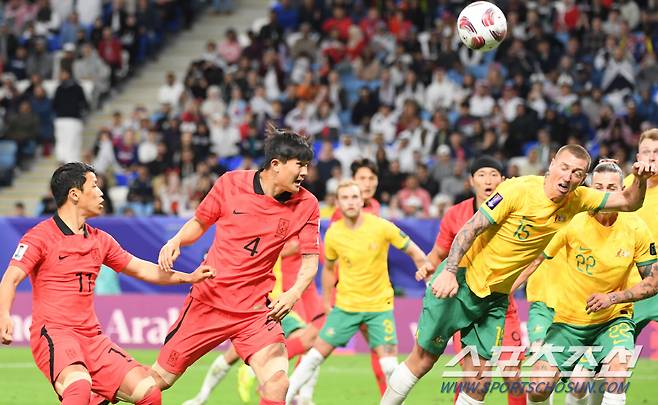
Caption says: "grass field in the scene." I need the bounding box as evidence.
[1,347,657,404]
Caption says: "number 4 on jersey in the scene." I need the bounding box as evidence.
[243,237,261,256]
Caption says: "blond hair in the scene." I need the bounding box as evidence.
[335,180,361,196]
[639,128,658,146]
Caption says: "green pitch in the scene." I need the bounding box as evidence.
[1,347,657,404]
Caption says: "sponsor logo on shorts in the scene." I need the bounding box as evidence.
[486,193,503,209]
[326,327,335,337]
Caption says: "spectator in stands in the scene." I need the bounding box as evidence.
[13,201,25,216]
[52,69,88,164]
[59,11,81,45]
[218,28,242,65]
[7,45,28,80]
[3,99,39,169]
[29,85,53,156]
[74,42,111,107]
[396,174,431,218]
[127,165,155,216]
[158,71,184,107]
[26,38,53,79]
[97,27,123,86]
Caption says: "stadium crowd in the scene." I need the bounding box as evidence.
[20,0,658,218]
[0,0,205,187]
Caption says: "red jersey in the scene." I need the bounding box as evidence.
[433,197,477,252]
[330,198,381,222]
[9,215,132,337]
[193,170,320,314]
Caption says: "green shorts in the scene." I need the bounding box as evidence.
[541,317,635,372]
[633,293,658,337]
[416,262,508,359]
[527,301,555,344]
[319,307,397,349]
[281,311,306,338]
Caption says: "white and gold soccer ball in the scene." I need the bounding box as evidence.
[456,1,507,51]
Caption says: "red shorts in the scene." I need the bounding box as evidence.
[157,295,285,374]
[453,295,524,360]
[30,324,139,401]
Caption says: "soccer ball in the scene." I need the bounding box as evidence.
[456,1,507,51]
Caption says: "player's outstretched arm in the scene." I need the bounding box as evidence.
[510,254,546,293]
[603,161,656,212]
[268,254,319,321]
[586,263,658,313]
[431,211,491,298]
[124,257,215,285]
[158,217,209,271]
[0,266,28,345]
[402,241,433,281]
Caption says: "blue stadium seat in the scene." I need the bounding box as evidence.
[0,140,17,169]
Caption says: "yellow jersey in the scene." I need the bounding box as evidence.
[324,213,410,312]
[469,176,608,297]
[543,212,656,325]
[526,248,565,310]
[624,174,658,286]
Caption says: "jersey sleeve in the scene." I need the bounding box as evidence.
[383,219,411,251]
[543,227,569,259]
[9,229,46,276]
[478,178,523,225]
[100,231,133,272]
[434,207,458,252]
[633,220,657,267]
[575,186,609,213]
[297,202,320,255]
[195,174,226,226]
[324,226,338,262]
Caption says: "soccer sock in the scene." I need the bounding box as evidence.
[455,392,485,405]
[60,379,92,405]
[378,356,398,384]
[136,387,162,405]
[588,379,605,405]
[286,337,306,359]
[380,362,418,405]
[259,398,285,405]
[453,383,461,404]
[197,355,232,401]
[371,349,387,395]
[565,393,589,405]
[601,392,625,405]
[298,367,320,400]
[508,391,527,405]
[285,348,325,403]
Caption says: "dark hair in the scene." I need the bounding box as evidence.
[350,158,379,177]
[263,124,313,169]
[50,162,95,208]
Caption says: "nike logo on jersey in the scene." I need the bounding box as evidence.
[233,209,246,215]
[59,255,70,260]
[578,247,591,252]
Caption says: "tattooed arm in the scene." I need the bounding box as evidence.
[444,211,493,274]
[586,263,658,313]
[430,211,493,298]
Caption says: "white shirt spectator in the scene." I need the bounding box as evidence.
[425,71,459,112]
[158,81,184,106]
[76,0,102,26]
[334,137,362,175]
[201,86,226,119]
[209,117,241,158]
[370,109,398,144]
[284,103,315,135]
[469,89,496,118]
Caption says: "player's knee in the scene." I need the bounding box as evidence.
[527,377,553,402]
[60,379,92,405]
[134,385,162,405]
[149,363,176,390]
[408,344,437,376]
[261,370,289,399]
[301,328,318,349]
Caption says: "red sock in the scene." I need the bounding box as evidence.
[136,387,162,405]
[286,337,306,359]
[453,383,461,404]
[60,380,92,405]
[508,392,527,405]
[259,398,285,405]
[370,350,387,396]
